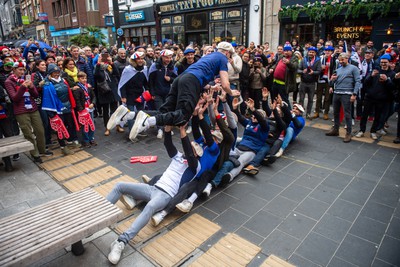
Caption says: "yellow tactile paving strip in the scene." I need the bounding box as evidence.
[142,213,221,267]
[115,211,183,244]
[51,165,85,181]
[63,166,122,192]
[260,254,296,267]
[190,233,261,267]
[40,151,92,171]
[73,157,106,172]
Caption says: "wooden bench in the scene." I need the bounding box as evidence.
[0,135,34,158]
[0,188,124,267]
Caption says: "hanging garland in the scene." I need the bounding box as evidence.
[279,0,400,22]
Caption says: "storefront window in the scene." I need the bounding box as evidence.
[283,23,323,45]
[162,26,173,40]
[327,21,372,44]
[210,21,242,44]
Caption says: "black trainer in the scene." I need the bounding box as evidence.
[40,150,54,157]
[33,156,43,163]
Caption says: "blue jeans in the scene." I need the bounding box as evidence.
[106,182,171,243]
[212,161,234,186]
[248,144,270,167]
[282,127,294,150]
[82,111,95,143]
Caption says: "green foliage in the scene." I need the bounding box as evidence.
[279,0,400,22]
[70,26,106,47]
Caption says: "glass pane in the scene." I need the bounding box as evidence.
[162,26,173,40]
[210,22,225,43]
[227,20,242,43]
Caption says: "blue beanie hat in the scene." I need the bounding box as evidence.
[324,46,334,51]
[47,63,61,74]
[283,42,292,51]
[380,53,391,61]
[308,46,318,52]
[184,48,195,55]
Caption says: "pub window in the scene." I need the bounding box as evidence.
[227,21,242,43]
[70,0,76,13]
[57,1,62,16]
[283,23,322,45]
[161,26,173,40]
[52,2,56,17]
[86,0,98,11]
[63,0,69,14]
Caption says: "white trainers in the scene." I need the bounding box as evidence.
[274,148,284,158]
[108,240,125,264]
[186,126,192,134]
[151,211,166,227]
[377,129,387,136]
[157,129,163,139]
[352,119,355,126]
[176,199,193,213]
[355,131,364,138]
[142,174,151,184]
[371,133,378,140]
[129,111,150,141]
[120,195,136,210]
[202,183,212,197]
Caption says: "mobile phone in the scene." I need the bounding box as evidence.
[101,53,109,61]
[25,74,31,82]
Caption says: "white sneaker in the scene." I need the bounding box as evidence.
[186,126,192,134]
[352,119,355,126]
[371,133,378,140]
[108,240,125,264]
[202,183,212,197]
[274,148,284,158]
[355,131,364,138]
[157,129,163,139]
[171,131,174,136]
[129,111,150,141]
[377,129,387,136]
[151,211,166,227]
[120,195,136,210]
[142,174,151,184]
[176,199,193,213]
[122,111,136,124]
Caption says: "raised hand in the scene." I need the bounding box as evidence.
[245,98,255,111]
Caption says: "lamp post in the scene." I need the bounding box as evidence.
[112,0,122,48]
[126,0,131,13]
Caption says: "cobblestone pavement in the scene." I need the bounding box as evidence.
[0,113,399,267]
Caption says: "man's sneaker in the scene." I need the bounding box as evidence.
[33,156,43,164]
[275,148,284,158]
[371,133,378,140]
[67,140,81,148]
[157,129,163,139]
[313,113,319,119]
[356,116,362,121]
[243,165,259,175]
[151,211,166,227]
[202,183,212,197]
[323,114,329,120]
[176,199,193,213]
[377,129,387,136]
[186,126,192,134]
[393,137,400,144]
[12,154,20,161]
[355,131,364,138]
[352,119,355,126]
[219,173,232,187]
[108,240,125,265]
[40,150,54,157]
[61,147,74,156]
[120,195,136,210]
[142,174,151,184]
[326,127,339,136]
[343,133,352,143]
[129,111,150,141]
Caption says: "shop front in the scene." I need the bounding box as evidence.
[50,28,81,46]
[279,0,400,48]
[119,6,156,46]
[157,0,249,47]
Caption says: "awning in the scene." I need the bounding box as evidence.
[120,22,155,29]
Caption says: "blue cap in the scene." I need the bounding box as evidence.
[308,46,318,52]
[184,48,195,55]
[324,46,334,51]
[231,42,237,47]
[380,53,391,61]
[283,42,292,51]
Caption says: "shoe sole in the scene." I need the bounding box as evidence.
[142,175,151,184]
[107,105,129,130]
[243,168,259,176]
[151,216,161,227]
[129,111,147,141]
[120,196,135,210]
[176,204,191,213]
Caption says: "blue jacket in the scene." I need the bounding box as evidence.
[76,56,94,87]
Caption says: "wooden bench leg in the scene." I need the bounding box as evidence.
[71,240,85,256]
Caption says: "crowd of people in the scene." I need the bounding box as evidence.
[1,37,399,264]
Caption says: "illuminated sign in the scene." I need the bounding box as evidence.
[125,11,145,22]
[159,0,240,13]
[333,26,372,39]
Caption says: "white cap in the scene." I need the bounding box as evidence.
[217,41,234,53]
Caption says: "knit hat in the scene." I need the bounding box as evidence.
[293,103,305,113]
[184,48,195,55]
[47,63,60,74]
[160,49,173,57]
[308,46,318,52]
[380,53,391,61]
[12,60,26,69]
[324,46,334,51]
[283,42,292,51]
[217,41,234,53]
[130,52,144,60]
[211,130,224,143]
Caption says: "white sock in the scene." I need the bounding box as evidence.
[187,193,198,203]
[148,116,156,126]
[159,210,167,216]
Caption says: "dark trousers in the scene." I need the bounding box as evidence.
[359,98,386,133]
[0,118,13,167]
[101,102,118,128]
[57,112,78,146]
[299,82,316,115]
[315,82,330,114]
[333,94,352,134]
[249,88,262,109]
[271,82,291,109]
[155,73,202,126]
